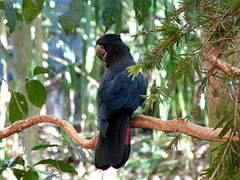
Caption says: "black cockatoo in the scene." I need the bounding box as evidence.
[94,34,146,170]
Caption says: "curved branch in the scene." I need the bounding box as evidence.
[0,115,236,149]
[203,47,240,77]
[131,115,233,142]
[0,115,99,149]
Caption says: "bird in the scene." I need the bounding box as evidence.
[94,34,147,170]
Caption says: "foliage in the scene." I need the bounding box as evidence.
[0,143,78,179]
[25,80,47,108]
[124,0,240,178]
[34,159,78,175]
[58,0,84,33]
[8,91,28,123]
[1,0,240,179]
[101,0,122,31]
[22,0,45,23]
[33,66,55,77]
[8,66,48,123]
[133,0,152,25]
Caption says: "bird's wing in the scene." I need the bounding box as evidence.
[98,69,143,111]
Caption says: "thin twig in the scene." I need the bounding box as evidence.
[209,36,240,44]
[131,28,164,37]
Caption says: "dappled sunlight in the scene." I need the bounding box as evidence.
[1,0,239,179]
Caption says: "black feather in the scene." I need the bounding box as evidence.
[95,111,131,169]
[94,34,147,170]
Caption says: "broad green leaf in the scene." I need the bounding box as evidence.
[22,0,45,23]
[34,159,77,175]
[25,80,47,108]
[13,168,26,179]
[9,92,28,123]
[4,1,16,33]
[0,2,4,9]
[58,0,84,33]
[23,170,39,180]
[101,0,122,30]
[133,0,152,25]
[33,66,55,77]
[31,144,59,151]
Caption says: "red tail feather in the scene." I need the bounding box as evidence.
[125,126,130,145]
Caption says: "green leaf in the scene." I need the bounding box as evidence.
[31,144,59,151]
[58,0,84,33]
[25,80,47,108]
[133,0,152,25]
[23,170,39,180]
[13,168,26,179]
[127,64,144,80]
[34,159,77,175]
[166,134,181,150]
[4,1,16,33]
[33,66,55,77]
[0,2,4,9]
[11,156,25,167]
[22,0,45,23]
[214,117,227,130]
[194,57,202,78]
[187,67,194,83]
[101,0,122,30]
[218,121,232,138]
[9,92,28,123]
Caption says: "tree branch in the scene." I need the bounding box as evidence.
[0,115,236,149]
[203,47,240,77]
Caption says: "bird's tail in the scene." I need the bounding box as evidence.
[94,113,131,170]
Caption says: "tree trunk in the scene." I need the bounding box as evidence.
[0,11,9,130]
[203,46,234,163]
[12,21,42,165]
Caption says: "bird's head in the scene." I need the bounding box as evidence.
[96,34,131,67]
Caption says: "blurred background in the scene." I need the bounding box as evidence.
[0,0,209,179]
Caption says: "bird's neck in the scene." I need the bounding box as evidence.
[106,55,133,68]
[107,57,135,72]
